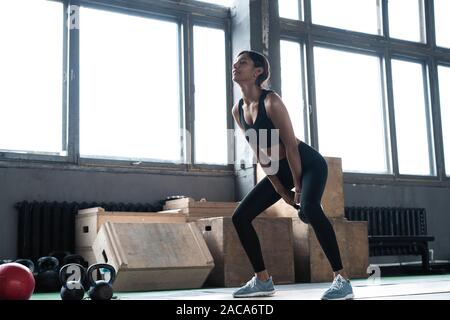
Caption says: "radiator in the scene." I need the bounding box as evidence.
[15,201,163,262]
[345,207,428,236]
[344,207,429,256]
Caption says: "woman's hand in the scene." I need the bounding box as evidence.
[275,185,296,207]
[294,186,301,205]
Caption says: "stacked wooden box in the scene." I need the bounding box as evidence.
[75,207,186,266]
[163,197,239,221]
[257,156,369,282]
[163,197,295,287]
[195,217,295,287]
[92,221,214,292]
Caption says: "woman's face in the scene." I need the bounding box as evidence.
[232,53,261,85]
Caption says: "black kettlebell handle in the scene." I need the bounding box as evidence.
[49,250,71,265]
[63,254,88,268]
[59,263,86,289]
[14,259,36,274]
[87,263,116,287]
[37,256,59,272]
[293,203,310,224]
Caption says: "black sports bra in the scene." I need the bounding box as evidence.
[238,89,280,149]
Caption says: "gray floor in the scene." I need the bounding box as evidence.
[116,274,450,300]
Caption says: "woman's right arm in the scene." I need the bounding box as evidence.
[232,103,295,206]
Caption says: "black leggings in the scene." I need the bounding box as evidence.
[232,141,343,273]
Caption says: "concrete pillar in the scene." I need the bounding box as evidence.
[231,0,281,199]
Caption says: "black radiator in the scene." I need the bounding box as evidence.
[15,201,164,262]
[344,206,434,268]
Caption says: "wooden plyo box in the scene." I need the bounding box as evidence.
[257,156,345,219]
[92,221,214,292]
[293,217,369,283]
[75,246,97,266]
[195,217,295,287]
[163,198,239,221]
[75,207,187,248]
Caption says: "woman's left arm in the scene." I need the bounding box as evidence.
[265,93,303,202]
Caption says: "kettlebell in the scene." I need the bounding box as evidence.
[49,250,71,268]
[14,259,36,274]
[36,256,60,292]
[59,263,86,300]
[62,254,90,290]
[62,254,88,269]
[87,263,116,300]
[293,203,310,224]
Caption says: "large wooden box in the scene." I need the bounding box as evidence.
[75,246,98,266]
[92,221,214,292]
[293,217,369,282]
[163,198,239,221]
[75,207,186,248]
[257,156,345,219]
[195,217,295,287]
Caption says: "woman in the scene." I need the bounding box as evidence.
[231,50,354,300]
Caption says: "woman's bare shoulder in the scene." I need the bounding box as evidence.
[264,91,285,117]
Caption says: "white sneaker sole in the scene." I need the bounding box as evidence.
[233,290,276,298]
[322,293,354,300]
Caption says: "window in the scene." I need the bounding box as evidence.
[434,0,450,48]
[193,26,228,165]
[79,7,181,162]
[280,40,306,141]
[311,0,381,35]
[388,0,425,42]
[279,0,301,20]
[391,59,434,176]
[0,0,63,154]
[438,65,450,176]
[314,47,389,173]
[196,0,232,6]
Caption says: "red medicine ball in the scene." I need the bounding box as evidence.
[0,262,35,300]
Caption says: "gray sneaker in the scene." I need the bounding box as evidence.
[232,276,276,298]
[321,274,354,300]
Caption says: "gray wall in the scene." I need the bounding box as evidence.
[0,166,234,259]
[2,165,449,263]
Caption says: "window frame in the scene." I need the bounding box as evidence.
[279,0,450,187]
[312,43,392,175]
[389,54,436,178]
[0,0,234,175]
[435,61,450,178]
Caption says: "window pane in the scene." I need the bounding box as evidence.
[0,0,63,153]
[435,0,450,48]
[388,0,425,42]
[80,8,180,162]
[438,66,450,176]
[391,60,433,176]
[279,0,300,20]
[194,26,228,165]
[311,0,381,35]
[314,47,389,173]
[280,41,305,141]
